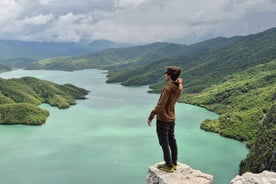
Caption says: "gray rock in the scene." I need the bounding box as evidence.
[146,162,214,184]
[231,170,276,184]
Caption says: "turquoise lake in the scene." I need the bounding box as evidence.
[0,69,248,184]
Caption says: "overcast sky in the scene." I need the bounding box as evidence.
[0,0,275,44]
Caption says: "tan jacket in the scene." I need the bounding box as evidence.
[148,81,182,122]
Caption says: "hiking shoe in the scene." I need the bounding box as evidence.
[173,163,177,171]
[157,163,174,173]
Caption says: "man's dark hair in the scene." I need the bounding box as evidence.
[166,66,181,81]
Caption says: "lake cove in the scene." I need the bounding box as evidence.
[0,69,248,184]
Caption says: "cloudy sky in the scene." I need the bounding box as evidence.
[0,0,275,44]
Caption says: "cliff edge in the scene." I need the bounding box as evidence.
[146,162,214,184]
[231,170,276,184]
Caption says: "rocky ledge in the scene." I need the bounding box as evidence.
[231,170,276,184]
[146,162,214,184]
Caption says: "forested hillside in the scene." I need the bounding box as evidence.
[108,28,276,93]
[0,77,88,125]
[181,59,276,174]
[239,103,276,174]
[181,59,275,141]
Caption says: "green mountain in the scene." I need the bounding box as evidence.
[0,39,131,73]
[0,77,89,125]
[27,28,275,94]
[26,42,187,70]
[107,28,276,93]
[0,58,35,70]
[26,35,243,72]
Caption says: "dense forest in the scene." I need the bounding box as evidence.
[0,27,275,174]
[239,103,276,174]
[0,77,88,125]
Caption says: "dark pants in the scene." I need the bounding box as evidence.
[156,119,178,168]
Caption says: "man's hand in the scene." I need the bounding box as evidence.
[176,78,183,84]
[148,120,152,126]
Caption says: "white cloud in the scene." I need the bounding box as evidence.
[38,0,58,6]
[0,0,22,26]
[0,0,275,43]
[23,14,54,25]
[116,0,152,9]
[22,13,97,42]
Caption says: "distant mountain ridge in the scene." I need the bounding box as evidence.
[0,58,35,71]
[26,32,246,75]
[26,28,275,93]
[0,39,131,60]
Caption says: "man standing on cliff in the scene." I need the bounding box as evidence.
[148,66,183,173]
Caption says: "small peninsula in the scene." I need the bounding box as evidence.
[0,76,89,125]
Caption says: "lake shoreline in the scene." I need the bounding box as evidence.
[0,69,248,184]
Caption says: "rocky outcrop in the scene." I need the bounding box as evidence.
[146,162,213,184]
[231,170,276,184]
